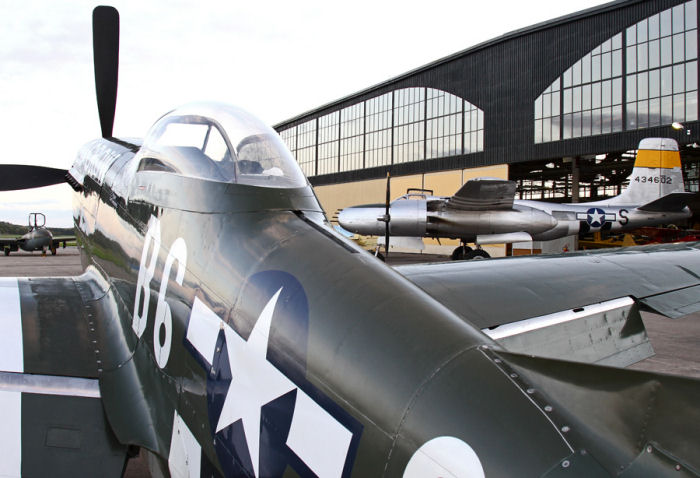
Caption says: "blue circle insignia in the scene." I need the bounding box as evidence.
[586,207,606,228]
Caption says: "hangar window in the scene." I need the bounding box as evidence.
[340,103,364,172]
[464,101,484,153]
[277,87,483,177]
[626,1,697,129]
[318,112,340,175]
[294,120,317,177]
[427,89,464,158]
[279,127,296,157]
[366,92,394,169]
[534,0,698,143]
[394,88,425,164]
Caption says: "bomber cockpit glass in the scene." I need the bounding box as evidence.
[138,103,308,189]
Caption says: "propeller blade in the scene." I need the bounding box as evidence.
[0,165,67,191]
[384,172,390,256]
[93,6,120,139]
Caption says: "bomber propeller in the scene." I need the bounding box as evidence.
[377,172,391,257]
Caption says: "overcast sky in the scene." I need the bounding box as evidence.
[0,0,610,227]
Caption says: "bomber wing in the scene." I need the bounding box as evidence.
[0,274,128,477]
[396,242,700,366]
[445,177,516,211]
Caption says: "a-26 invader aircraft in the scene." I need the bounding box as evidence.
[338,138,694,259]
[1,6,700,478]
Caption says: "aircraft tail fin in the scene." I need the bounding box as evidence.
[609,138,685,205]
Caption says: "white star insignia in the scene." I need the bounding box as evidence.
[215,288,296,477]
[588,210,604,225]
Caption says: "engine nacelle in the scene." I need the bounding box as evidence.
[427,205,557,239]
[338,200,427,236]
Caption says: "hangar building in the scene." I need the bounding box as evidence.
[274,0,700,255]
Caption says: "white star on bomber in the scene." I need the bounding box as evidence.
[215,288,296,477]
[589,210,604,225]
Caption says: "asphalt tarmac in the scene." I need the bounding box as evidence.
[1,247,698,476]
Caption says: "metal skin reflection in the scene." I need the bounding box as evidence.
[67,102,580,476]
[65,102,700,478]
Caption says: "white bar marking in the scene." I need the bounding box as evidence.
[169,411,201,478]
[286,390,353,478]
[186,297,222,366]
[0,390,21,477]
[0,372,100,398]
[0,278,23,373]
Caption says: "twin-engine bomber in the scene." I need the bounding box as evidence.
[0,212,74,256]
[1,6,700,478]
[338,138,694,259]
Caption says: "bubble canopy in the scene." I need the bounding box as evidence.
[138,102,308,189]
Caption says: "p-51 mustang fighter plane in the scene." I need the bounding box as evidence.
[338,138,694,259]
[1,6,700,477]
[0,212,74,256]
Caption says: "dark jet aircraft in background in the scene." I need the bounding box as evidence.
[1,6,700,477]
[338,138,694,259]
[0,212,74,256]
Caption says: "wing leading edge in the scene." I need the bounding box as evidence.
[396,242,700,366]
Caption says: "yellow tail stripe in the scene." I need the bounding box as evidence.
[635,149,681,169]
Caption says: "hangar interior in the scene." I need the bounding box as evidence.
[275,0,700,256]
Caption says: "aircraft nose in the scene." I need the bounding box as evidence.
[338,205,385,235]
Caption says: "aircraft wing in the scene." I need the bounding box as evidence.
[51,235,76,248]
[446,178,516,211]
[0,237,19,246]
[0,274,128,477]
[396,242,700,366]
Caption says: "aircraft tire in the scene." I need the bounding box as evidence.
[465,249,490,260]
[451,245,472,260]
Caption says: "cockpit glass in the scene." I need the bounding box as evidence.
[138,103,308,189]
[234,133,305,188]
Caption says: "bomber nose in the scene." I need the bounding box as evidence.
[337,207,354,230]
[338,205,385,235]
[338,206,367,232]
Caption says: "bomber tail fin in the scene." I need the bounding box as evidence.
[609,138,685,206]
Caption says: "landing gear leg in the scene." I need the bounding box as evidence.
[373,245,385,262]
